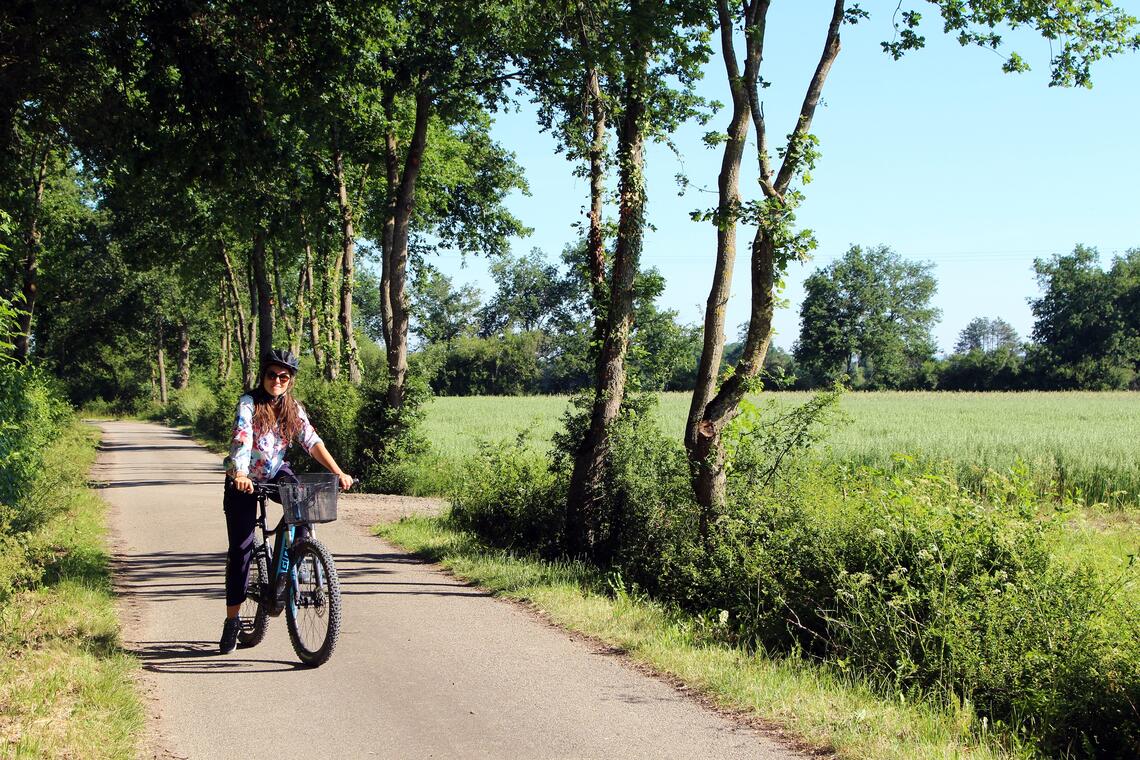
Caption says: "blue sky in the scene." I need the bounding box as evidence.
[428,4,1140,354]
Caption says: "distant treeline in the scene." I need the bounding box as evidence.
[401,243,1140,396]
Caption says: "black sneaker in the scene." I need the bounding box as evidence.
[219,617,241,654]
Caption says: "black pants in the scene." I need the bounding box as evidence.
[222,463,307,607]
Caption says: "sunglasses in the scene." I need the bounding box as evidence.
[264,370,293,382]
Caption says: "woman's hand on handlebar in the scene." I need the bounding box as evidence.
[233,475,254,494]
[336,472,355,491]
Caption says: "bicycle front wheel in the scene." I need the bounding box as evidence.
[285,538,341,667]
[237,539,269,648]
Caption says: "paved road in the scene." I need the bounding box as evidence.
[96,421,803,760]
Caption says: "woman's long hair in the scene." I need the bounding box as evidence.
[248,383,303,442]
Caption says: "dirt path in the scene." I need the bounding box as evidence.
[95,420,805,760]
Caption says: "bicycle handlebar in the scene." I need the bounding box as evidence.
[250,478,359,498]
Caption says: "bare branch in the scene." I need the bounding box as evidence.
[774,0,844,194]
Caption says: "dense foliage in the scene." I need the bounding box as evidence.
[449,395,1140,757]
[0,363,72,601]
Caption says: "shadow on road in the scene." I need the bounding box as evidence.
[97,444,204,452]
[93,480,220,488]
[334,552,492,598]
[131,640,306,673]
[113,550,491,604]
[113,551,223,603]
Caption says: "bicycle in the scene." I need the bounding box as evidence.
[235,472,348,667]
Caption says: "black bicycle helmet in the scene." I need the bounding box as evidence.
[263,348,300,375]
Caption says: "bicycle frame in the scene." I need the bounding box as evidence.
[251,484,318,616]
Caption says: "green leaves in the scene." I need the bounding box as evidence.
[794,245,940,390]
[883,1,1140,86]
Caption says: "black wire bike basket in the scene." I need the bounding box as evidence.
[279,473,340,524]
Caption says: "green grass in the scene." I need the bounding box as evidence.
[379,515,1026,760]
[0,423,144,759]
[415,391,1140,508]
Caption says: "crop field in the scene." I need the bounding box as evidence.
[419,391,1140,509]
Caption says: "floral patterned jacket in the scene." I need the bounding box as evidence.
[224,394,322,481]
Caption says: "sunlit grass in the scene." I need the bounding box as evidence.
[0,423,143,759]
[416,391,1140,508]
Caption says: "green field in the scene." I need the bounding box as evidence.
[419,391,1140,508]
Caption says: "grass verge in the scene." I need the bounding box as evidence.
[0,422,143,759]
[377,515,1024,760]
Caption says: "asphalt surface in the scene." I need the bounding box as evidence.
[96,420,804,760]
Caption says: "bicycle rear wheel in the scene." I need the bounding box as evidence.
[285,538,341,667]
[237,539,269,648]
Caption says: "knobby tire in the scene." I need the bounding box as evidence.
[237,539,269,648]
[285,538,341,667]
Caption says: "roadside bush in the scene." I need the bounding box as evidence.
[448,433,566,557]
[356,373,431,494]
[0,364,70,515]
[161,379,216,429]
[0,363,72,602]
[451,384,1139,757]
[149,375,244,444]
[294,377,363,474]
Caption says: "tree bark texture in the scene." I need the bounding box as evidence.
[565,46,648,558]
[585,65,609,348]
[380,92,399,355]
[323,239,343,381]
[13,145,49,363]
[156,323,168,405]
[246,256,259,382]
[299,216,325,373]
[385,84,431,410]
[686,0,767,458]
[332,127,363,385]
[689,0,845,518]
[250,227,274,367]
[176,322,190,389]
[220,240,255,388]
[219,279,232,379]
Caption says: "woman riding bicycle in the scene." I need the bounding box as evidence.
[219,348,353,654]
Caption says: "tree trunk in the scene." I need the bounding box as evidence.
[272,245,296,353]
[385,83,432,410]
[565,46,648,558]
[323,239,343,381]
[251,226,274,363]
[246,255,259,379]
[156,323,168,405]
[689,0,844,519]
[332,126,363,384]
[290,252,305,357]
[301,231,324,374]
[220,240,254,388]
[13,145,50,362]
[176,321,190,389]
[691,233,777,521]
[687,0,766,471]
[584,64,609,345]
[380,92,399,353]
[219,279,232,379]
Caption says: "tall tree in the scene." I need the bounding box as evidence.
[955,317,1020,354]
[559,0,715,556]
[794,245,939,389]
[480,249,564,335]
[1029,245,1140,389]
[407,265,482,347]
[685,0,1140,514]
